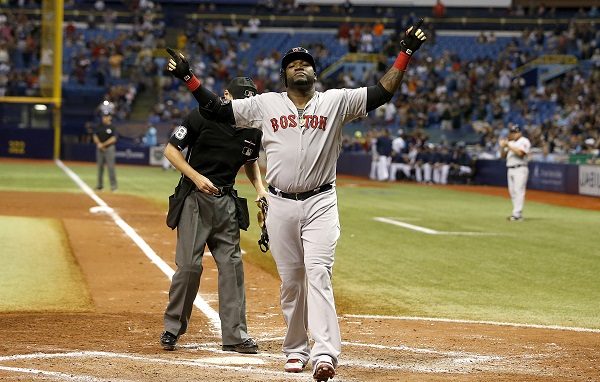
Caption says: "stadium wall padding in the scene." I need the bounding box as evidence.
[1,128,54,159]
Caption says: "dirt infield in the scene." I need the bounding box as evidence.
[0,184,599,381]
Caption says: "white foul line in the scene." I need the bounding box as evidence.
[0,351,307,380]
[345,314,600,333]
[0,365,107,381]
[55,159,222,333]
[374,217,498,236]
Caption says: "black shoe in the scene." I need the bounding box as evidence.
[160,331,178,351]
[95,186,103,191]
[222,338,258,354]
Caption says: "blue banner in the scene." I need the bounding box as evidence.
[475,160,582,195]
[0,128,54,159]
[62,142,150,166]
[529,162,569,193]
[337,152,371,178]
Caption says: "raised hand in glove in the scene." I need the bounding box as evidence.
[400,19,427,56]
[393,19,427,72]
[166,47,194,82]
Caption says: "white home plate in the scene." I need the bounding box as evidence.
[199,356,264,365]
[89,206,114,214]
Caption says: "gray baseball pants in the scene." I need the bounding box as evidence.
[267,188,341,368]
[507,166,529,218]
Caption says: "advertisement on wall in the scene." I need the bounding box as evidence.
[529,163,567,193]
[0,128,54,159]
[579,165,600,197]
[149,145,166,166]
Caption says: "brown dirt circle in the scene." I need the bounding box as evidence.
[0,179,599,381]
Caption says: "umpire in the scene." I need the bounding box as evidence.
[160,77,267,353]
[93,111,118,192]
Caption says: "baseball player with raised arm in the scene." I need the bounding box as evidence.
[166,20,426,381]
[500,124,531,221]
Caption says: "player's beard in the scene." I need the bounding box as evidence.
[288,73,315,92]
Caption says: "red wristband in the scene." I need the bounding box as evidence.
[393,51,411,71]
[186,75,201,91]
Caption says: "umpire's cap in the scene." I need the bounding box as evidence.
[280,47,316,86]
[226,77,258,99]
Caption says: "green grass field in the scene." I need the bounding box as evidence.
[0,215,92,312]
[2,160,599,329]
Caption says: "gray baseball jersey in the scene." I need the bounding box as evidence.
[231,88,367,192]
[506,136,531,167]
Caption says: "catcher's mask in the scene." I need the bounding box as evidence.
[280,47,316,87]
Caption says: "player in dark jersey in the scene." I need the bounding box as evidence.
[160,77,267,354]
[93,111,118,192]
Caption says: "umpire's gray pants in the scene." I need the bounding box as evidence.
[164,190,250,346]
[96,145,117,190]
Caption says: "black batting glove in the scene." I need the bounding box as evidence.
[166,47,194,82]
[400,19,427,56]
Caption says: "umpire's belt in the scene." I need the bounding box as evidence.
[507,164,527,169]
[195,185,233,197]
[268,184,332,201]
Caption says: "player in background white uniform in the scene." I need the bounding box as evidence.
[166,21,426,382]
[389,129,412,181]
[500,124,531,221]
[375,128,393,181]
[432,146,452,185]
[368,129,379,180]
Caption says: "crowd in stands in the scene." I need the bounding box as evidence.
[0,1,166,120]
[1,1,599,168]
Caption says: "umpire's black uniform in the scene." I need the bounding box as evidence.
[164,107,262,347]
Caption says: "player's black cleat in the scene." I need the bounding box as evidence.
[160,331,178,350]
[222,338,258,354]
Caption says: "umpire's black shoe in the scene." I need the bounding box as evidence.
[160,331,178,351]
[222,338,258,354]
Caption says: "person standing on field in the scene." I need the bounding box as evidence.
[500,124,531,221]
[165,20,426,382]
[375,128,393,181]
[160,77,267,355]
[93,111,118,192]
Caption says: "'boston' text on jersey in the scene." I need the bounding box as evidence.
[270,114,328,132]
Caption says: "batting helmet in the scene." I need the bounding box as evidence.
[280,47,316,86]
